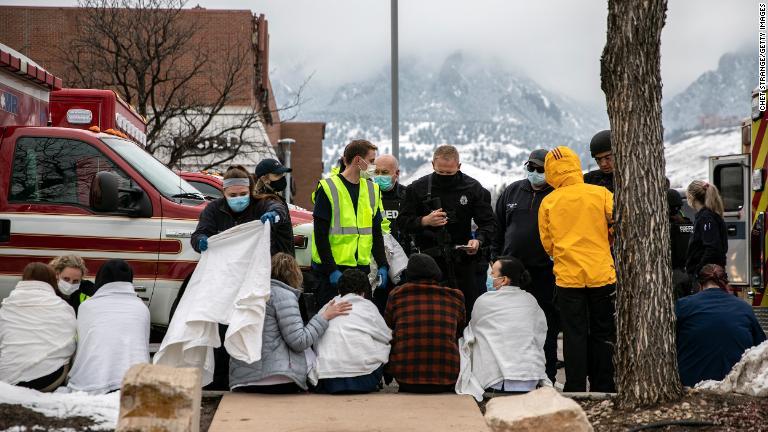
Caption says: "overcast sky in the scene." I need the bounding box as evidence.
[2,0,757,106]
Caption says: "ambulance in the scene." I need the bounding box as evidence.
[0,44,312,328]
[708,87,768,328]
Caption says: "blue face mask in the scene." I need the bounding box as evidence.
[373,175,394,191]
[527,170,547,187]
[226,195,250,213]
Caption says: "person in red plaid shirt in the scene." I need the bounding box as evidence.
[385,253,466,393]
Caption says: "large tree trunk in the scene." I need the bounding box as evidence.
[601,0,683,408]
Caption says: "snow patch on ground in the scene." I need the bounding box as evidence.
[696,339,768,396]
[0,382,119,430]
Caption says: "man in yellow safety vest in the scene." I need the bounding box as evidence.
[311,139,389,307]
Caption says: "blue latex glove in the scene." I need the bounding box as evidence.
[377,267,388,289]
[198,236,208,252]
[260,211,280,224]
[329,270,343,285]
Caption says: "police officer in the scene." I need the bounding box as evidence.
[399,145,496,315]
[311,139,389,307]
[668,188,693,298]
[373,154,409,253]
[584,130,614,192]
[493,149,559,383]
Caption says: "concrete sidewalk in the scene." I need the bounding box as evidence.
[208,393,490,432]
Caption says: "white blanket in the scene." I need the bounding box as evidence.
[67,281,150,394]
[0,281,77,385]
[456,286,550,401]
[153,220,272,386]
[308,294,392,385]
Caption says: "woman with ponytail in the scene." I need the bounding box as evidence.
[676,264,765,387]
[456,256,549,401]
[684,180,728,295]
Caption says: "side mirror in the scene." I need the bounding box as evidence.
[91,171,120,212]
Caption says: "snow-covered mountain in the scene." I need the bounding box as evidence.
[663,49,755,138]
[275,49,755,193]
[274,52,608,181]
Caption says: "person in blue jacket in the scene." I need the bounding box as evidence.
[676,264,766,387]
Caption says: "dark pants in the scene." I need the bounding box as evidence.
[526,266,560,384]
[315,365,384,394]
[398,383,455,394]
[557,285,616,393]
[432,255,478,317]
[204,324,229,391]
[17,364,68,392]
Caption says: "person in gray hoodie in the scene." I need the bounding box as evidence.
[229,253,352,393]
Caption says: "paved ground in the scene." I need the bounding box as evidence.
[208,393,490,432]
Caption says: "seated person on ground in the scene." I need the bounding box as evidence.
[310,269,392,394]
[49,254,97,315]
[456,256,550,401]
[229,253,352,394]
[0,263,77,392]
[676,264,766,387]
[67,259,150,394]
[385,253,466,394]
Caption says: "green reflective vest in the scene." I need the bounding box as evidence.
[79,292,90,303]
[311,175,382,267]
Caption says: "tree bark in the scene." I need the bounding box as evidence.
[601,0,684,408]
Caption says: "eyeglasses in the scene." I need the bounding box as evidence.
[595,153,613,164]
[526,165,544,173]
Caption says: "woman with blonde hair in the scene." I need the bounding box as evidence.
[49,254,96,314]
[685,180,727,295]
[229,253,352,393]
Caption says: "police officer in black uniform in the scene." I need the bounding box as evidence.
[584,129,614,192]
[399,145,496,315]
[668,188,694,298]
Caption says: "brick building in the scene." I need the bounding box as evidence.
[0,5,324,209]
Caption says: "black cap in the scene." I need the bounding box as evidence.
[526,149,548,167]
[406,253,443,281]
[255,158,291,178]
[590,130,612,157]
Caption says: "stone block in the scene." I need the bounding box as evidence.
[117,363,201,432]
[484,387,593,432]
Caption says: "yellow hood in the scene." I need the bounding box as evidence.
[545,146,584,189]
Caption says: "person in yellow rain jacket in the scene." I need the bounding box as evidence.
[538,145,616,393]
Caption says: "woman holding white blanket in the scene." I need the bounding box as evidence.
[456,256,550,401]
[310,269,392,394]
[0,263,76,391]
[229,253,352,393]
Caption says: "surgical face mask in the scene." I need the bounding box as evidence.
[359,159,376,179]
[527,170,547,187]
[270,176,287,192]
[58,279,79,296]
[226,195,250,213]
[374,175,394,191]
[491,276,505,290]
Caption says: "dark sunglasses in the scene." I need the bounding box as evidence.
[526,165,544,173]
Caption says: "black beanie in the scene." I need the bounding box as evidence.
[667,189,683,215]
[590,130,612,157]
[406,253,443,281]
[95,259,134,289]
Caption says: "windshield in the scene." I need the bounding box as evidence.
[101,137,204,202]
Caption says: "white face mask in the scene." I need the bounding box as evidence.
[527,170,547,187]
[358,158,376,179]
[58,279,80,296]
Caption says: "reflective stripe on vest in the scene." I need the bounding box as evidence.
[311,175,379,267]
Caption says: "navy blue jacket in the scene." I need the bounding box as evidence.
[191,197,289,255]
[676,289,766,387]
[492,178,553,268]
